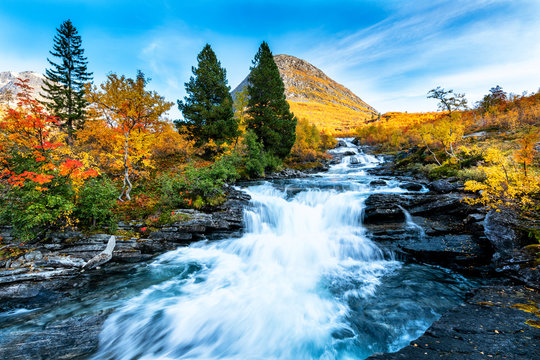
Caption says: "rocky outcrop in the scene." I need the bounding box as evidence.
[368,285,540,360]
[363,194,406,224]
[484,209,519,263]
[363,193,493,275]
[265,168,309,180]
[0,313,108,360]
[428,179,461,193]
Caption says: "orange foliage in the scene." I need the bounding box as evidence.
[0,79,98,191]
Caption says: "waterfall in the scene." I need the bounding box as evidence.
[93,182,398,360]
[89,139,470,360]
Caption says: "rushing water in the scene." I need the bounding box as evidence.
[90,139,470,359]
[0,139,472,359]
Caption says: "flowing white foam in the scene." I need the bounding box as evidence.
[93,181,399,360]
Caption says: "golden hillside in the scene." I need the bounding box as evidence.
[232,54,378,135]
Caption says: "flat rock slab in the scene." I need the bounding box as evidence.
[0,313,108,360]
[368,285,540,360]
[400,235,484,258]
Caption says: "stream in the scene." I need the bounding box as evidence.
[0,139,473,359]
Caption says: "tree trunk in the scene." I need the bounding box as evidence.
[424,141,441,166]
[119,131,132,201]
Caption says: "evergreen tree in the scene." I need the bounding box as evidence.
[42,19,92,145]
[246,41,296,159]
[176,44,238,148]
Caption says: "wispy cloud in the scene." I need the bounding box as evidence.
[302,0,540,112]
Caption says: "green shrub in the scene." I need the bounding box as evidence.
[243,130,266,178]
[0,176,75,242]
[427,161,459,179]
[241,130,283,178]
[457,167,487,182]
[160,154,240,210]
[74,177,118,229]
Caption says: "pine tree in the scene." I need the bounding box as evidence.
[176,44,238,148]
[42,19,92,145]
[246,41,296,159]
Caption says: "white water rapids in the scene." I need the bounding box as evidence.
[90,139,469,360]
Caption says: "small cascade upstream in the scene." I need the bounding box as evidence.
[399,205,426,240]
[88,138,470,360]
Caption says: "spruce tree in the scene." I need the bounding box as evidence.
[176,44,238,148]
[42,19,92,145]
[246,41,296,159]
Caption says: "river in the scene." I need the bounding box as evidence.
[0,139,473,359]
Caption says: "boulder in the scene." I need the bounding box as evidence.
[369,179,387,187]
[0,313,108,360]
[398,234,490,268]
[363,194,405,224]
[483,209,519,263]
[400,182,423,191]
[428,179,458,193]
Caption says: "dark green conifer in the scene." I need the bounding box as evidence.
[176,44,239,148]
[42,19,92,145]
[246,41,296,159]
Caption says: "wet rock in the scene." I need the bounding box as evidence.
[336,140,348,147]
[367,285,540,360]
[0,268,78,285]
[428,179,458,193]
[364,194,405,224]
[266,168,307,179]
[495,246,540,289]
[34,255,85,268]
[403,194,464,216]
[484,209,520,264]
[369,179,387,187]
[398,234,491,268]
[0,313,108,360]
[399,182,423,192]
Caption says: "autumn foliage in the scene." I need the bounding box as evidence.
[0,79,99,240]
[355,87,540,220]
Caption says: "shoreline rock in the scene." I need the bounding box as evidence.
[367,285,540,360]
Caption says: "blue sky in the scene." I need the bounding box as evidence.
[1,0,539,119]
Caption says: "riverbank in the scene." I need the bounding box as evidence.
[0,187,250,309]
[363,152,540,360]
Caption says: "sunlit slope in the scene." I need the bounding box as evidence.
[232,54,378,135]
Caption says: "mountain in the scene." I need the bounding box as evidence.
[232,54,378,134]
[0,71,47,103]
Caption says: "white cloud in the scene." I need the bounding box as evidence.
[298,0,540,113]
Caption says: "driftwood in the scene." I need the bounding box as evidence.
[82,235,116,270]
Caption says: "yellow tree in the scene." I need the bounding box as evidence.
[86,71,172,200]
[433,115,465,159]
[417,123,442,165]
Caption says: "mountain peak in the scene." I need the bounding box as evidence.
[0,70,47,103]
[233,55,377,134]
